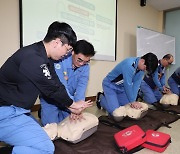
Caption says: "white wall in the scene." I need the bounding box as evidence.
[0,0,163,98]
[0,0,20,64]
[165,10,180,76]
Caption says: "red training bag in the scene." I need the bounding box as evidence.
[114,125,146,153]
[142,130,171,152]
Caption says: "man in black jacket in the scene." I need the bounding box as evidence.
[0,21,92,154]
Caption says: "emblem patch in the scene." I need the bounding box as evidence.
[40,64,52,79]
[55,63,61,69]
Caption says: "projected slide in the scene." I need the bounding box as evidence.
[21,0,117,61]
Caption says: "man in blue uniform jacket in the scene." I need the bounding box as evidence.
[0,21,92,154]
[40,40,95,125]
[168,67,180,96]
[96,53,158,115]
[140,54,174,104]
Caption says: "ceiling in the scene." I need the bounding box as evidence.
[146,0,180,11]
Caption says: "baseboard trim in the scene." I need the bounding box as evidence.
[85,96,96,101]
[31,96,96,112]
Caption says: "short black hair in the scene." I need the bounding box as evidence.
[43,21,77,47]
[163,54,173,60]
[73,40,95,57]
[141,52,158,74]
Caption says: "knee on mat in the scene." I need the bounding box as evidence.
[35,140,55,154]
[12,142,55,154]
[44,143,55,154]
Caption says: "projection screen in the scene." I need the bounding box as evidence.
[20,0,117,61]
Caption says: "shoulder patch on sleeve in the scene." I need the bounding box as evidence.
[40,64,52,79]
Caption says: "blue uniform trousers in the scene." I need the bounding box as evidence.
[168,76,180,96]
[40,99,69,126]
[100,77,129,114]
[0,106,54,154]
[140,80,163,104]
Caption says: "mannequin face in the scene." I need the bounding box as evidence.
[138,59,146,71]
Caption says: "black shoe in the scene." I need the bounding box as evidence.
[96,92,103,109]
[0,146,13,154]
[38,107,41,119]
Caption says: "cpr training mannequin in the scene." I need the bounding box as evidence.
[112,102,149,121]
[43,112,99,143]
[160,93,179,106]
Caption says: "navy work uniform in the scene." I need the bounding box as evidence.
[99,57,144,114]
[168,67,180,96]
[40,54,89,125]
[140,61,166,104]
[0,41,73,154]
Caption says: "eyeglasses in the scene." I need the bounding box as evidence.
[64,44,73,54]
[166,60,172,65]
[76,57,90,64]
[60,40,73,54]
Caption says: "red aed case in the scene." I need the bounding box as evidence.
[142,130,171,152]
[114,125,146,153]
